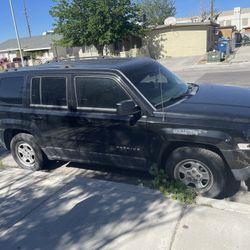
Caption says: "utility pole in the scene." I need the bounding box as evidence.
[9,0,24,67]
[210,0,214,20]
[23,0,31,37]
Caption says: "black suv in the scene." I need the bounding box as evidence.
[1,58,250,198]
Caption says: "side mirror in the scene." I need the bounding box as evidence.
[116,100,140,116]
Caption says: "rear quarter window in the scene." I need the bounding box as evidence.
[0,77,24,105]
[30,77,67,107]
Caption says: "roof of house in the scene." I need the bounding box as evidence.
[151,21,219,31]
[0,34,62,53]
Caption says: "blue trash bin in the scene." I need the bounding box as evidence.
[215,39,230,57]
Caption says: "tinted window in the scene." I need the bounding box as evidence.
[75,77,129,109]
[31,78,40,104]
[0,77,24,104]
[31,77,67,106]
[41,77,67,106]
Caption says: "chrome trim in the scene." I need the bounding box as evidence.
[77,107,116,112]
[30,104,68,109]
[238,143,250,150]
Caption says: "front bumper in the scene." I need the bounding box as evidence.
[231,166,250,181]
[222,149,250,180]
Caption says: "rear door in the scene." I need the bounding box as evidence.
[27,73,79,160]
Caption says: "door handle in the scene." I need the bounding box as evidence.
[78,117,91,123]
[31,115,44,121]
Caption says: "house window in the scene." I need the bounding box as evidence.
[225,20,232,26]
[219,21,224,26]
[242,18,249,27]
[31,77,67,107]
[0,77,24,105]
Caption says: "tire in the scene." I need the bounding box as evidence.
[10,133,45,171]
[165,147,227,198]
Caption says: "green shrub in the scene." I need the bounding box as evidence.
[139,165,197,204]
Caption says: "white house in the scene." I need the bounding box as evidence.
[0,33,78,64]
[217,7,250,31]
[177,7,250,31]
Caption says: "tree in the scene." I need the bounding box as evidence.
[139,0,176,26]
[50,0,144,55]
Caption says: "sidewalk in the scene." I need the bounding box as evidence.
[1,168,250,250]
[229,46,250,64]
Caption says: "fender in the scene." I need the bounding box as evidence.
[0,118,46,149]
[153,127,234,168]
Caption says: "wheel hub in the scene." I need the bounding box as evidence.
[174,159,214,193]
[16,142,35,167]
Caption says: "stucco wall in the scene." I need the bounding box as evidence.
[144,26,209,58]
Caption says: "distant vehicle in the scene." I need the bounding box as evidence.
[234,32,243,46]
[12,57,22,63]
[1,58,250,198]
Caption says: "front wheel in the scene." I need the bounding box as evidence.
[165,147,228,198]
[10,133,45,171]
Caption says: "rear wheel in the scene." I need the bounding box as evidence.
[10,133,45,171]
[165,147,227,198]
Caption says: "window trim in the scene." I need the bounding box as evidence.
[30,76,68,109]
[74,75,131,112]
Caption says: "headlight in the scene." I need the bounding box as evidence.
[238,143,250,150]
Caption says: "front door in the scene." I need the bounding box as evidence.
[71,74,149,169]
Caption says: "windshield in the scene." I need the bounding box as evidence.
[126,61,188,108]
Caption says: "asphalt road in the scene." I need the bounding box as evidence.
[174,68,250,87]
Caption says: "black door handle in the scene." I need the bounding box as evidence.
[31,115,44,121]
[78,117,91,123]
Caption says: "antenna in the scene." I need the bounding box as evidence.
[164,17,177,26]
[23,0,31,37]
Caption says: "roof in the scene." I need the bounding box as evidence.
[152,21,219,31]
[0,34,62,53]
[2,57,155,74]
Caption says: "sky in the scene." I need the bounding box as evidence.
[0,0,250,43]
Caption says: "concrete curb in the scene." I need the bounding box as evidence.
[196,196,250,215]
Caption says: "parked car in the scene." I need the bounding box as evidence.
[0,58,250,198]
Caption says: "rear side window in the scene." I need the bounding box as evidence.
[0,77,24,105]
[75,77,129,109]
[31,77,67,107]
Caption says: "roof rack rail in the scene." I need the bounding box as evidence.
[4,68,19,72]
[45,55,115,64]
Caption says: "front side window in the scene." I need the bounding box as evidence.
[0,77,24,105]
[31,77,67,107]
[75,77,129,109]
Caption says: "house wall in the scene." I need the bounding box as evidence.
[0,51,17,61]
[144,26,211,58]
